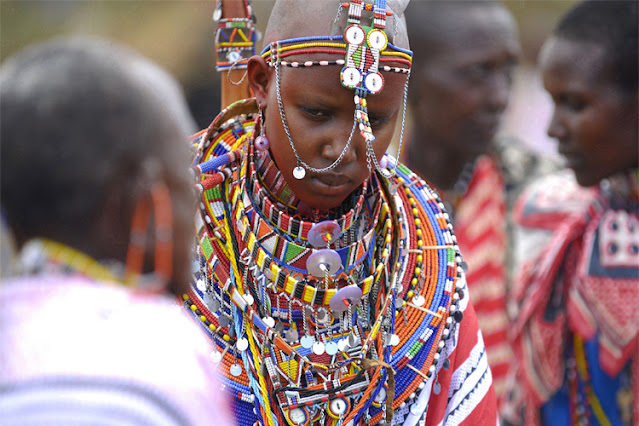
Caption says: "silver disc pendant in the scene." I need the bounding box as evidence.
[413,295,426,307]
[262,316,276,328]
[218,315,230,327]
[312,341,325,355]
[293,166,306,180]
[300,335,315,349]
[204,294,220,312]
[338,338,349,352]
[230,363,243,377]
[433,381,442,395]
[210,351,222,364]
[236,338,249,351]
[325,341,339,356]
[285,328,299,343]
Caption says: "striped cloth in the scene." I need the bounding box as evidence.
[453,155,512,408]
[0,276,234,426]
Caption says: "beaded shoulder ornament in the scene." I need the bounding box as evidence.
[184,2,466,425]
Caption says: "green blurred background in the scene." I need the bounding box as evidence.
[1,0,577,150]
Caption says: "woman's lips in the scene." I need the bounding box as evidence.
[310,174,352,195]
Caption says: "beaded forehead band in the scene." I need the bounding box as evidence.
[260,0,412,180]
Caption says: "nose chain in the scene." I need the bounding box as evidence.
[275,62,357,179]
[274,51,411,181]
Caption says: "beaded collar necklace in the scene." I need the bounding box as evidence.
[188,99,466,425]
[247,142,371,245]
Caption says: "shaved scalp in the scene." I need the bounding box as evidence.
[405,0,507,64]
[265,0,409,49]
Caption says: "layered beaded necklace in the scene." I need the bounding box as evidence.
[185,95,467,425]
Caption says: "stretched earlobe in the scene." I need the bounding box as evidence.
[247,55,271,108]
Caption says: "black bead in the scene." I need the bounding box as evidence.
[453,310,464,322]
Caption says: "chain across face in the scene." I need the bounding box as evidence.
[262,0,412,180]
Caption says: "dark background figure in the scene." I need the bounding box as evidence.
[505,1,638,424]
[0,1,578,132]
[0,37,233,425]
[404,0,539,411]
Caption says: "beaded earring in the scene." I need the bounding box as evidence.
[125,182,173,292]
[255,108,270,152]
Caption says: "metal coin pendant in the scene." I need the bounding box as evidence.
[325,341,339,356]
[293,166,306,180]
[413,295,426,307]
[230,363,243,377]
[373,387,387,406]
[285,328,299,343]
[204,294,221,312]
[243,293,254,306]
[306,249,342,277]
[329,285,363,312]
[433,381,442,395]
[236,338,249,351]
[328,397,350,419]
[218,315,230,327]
[262,316,276,328]
[308,220,342,248]
[300,335,315,349]
[210,351,222,364]
[337,338,349,352]
[312,341,325,355]
[390,334,400,346]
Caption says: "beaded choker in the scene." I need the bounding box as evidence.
[248,142,371,244]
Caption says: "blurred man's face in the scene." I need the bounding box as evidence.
[412,6,520,155]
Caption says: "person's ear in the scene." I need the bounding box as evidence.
[248,55,271,108]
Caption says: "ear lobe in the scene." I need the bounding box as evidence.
[248,55,271,107]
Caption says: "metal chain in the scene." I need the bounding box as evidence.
[275,62,357,174]
[274,60,411,178]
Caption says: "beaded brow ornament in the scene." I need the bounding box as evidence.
[261,0,412,180]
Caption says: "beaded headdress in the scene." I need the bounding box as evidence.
[260,0,412,180]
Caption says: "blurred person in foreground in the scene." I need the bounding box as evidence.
[0,37,233,425]
[404,0,543,410]
[504,1,638,424]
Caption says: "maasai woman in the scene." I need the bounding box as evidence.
[186,1,497,424]
[504,1,638,425]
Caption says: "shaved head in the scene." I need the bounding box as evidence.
[406,1,514,66]
[265,0,409,49]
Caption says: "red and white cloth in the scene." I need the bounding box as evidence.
[450,155,513,408]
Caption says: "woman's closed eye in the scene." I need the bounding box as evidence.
[300,106,332,121]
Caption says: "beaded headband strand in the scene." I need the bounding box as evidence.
[260,0,412,180]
